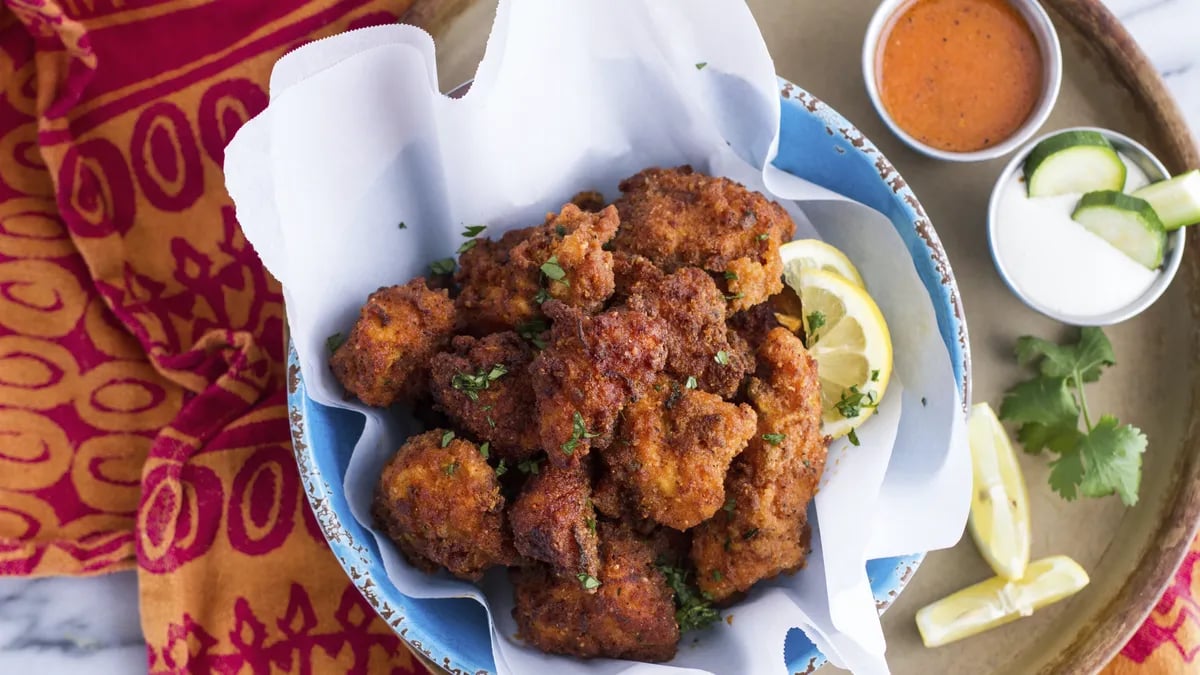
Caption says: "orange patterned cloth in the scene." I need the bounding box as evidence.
[0,0,1194,673]
[0,0,431,671]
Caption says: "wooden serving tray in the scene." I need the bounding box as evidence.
[401,1,1200,672]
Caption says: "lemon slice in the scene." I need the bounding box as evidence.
[791,269,893,439]
[916,556,1090,648]
[968,403,1032,580]
[780,239,867,289]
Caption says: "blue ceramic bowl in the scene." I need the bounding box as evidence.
[286,80,970,674]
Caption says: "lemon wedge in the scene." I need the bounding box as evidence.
[968,403,1032,580]
[916,556,1090,648]
[780,239,867,289]
[790,268,893,439]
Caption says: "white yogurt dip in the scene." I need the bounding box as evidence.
[993,154,1160,319]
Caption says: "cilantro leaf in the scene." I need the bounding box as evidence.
[1048,448,1084,501]
[998,377,1079,429]
[1016,327,1114,384]
[1077,416,1145,506]
[1017,422,1082,456]
[461,224,486,237]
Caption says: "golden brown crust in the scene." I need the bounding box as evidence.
[569,190,607,212]
[455,204,619,331]
[330,279,458,407]
[729,300,784,353]
[690,328,827,601]
[511,523,680,662]
[627,266,754,398]
[611,166,796,311]
[604,376,757,531]
[372,430,515,581]
[429,332,540,460]
[529,301,668,466]
[508,459,599,579]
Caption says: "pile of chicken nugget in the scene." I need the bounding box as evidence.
[329,166,829,663]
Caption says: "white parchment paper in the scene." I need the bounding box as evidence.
[224,2,970,673]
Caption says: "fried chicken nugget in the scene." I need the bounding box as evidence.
[429,332,540,460]
[372,430,514,581]
[511,523,680,662]
[627,267,754,398]
[691,328,828,601]
[508,458,599,579]
[330,278,457,407]
[529,301,669,465]
[605,376,757,530]
[455,204,619,331]
[728,301,783,353]
[611,166,796,311]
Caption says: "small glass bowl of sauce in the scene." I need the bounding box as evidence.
[863,0,1063,162]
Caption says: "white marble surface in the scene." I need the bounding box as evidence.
[0,1,1196,673]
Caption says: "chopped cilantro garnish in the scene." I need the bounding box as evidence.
[398,221,407,229]
[516,318,549,350]
[685,376,698,390]
[479,442,490,460]
[518,457,541,475]
[847,428,861,446]
[443,461,458,476]
[756,233,769,241]
[429,258,455,275]
[457,238,478,254]
[326,332,345,354]
[834,385,877,419]
[742,528,759,540]
[585,517,596,533]
[695,62,708,71]
[561,410,600,455]
[494,459,508,478]
[540,256,569,285]
[714,350,730,366]
[723,271,738,281]
[440,430,455,447]
[451,364,508,401]
[723,497,735,513]
[806,310,826,333]
[656,561,721,632]
[761,432,786,446]
[461,224,486,237]
[577,573,602,590]
[534,288,551,304]
[555,224,567,237]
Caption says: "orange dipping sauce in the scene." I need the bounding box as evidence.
[877,0,1044,153]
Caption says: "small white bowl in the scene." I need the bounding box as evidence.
[987,127,1186,325]
[862,0,1063,162]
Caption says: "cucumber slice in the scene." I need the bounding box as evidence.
[1071,190,1166,269]
[1024,131,1126,197]
[1132,169,1200,231]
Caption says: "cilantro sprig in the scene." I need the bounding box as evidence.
[655,561,720,632]
[999,327,1146,506]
